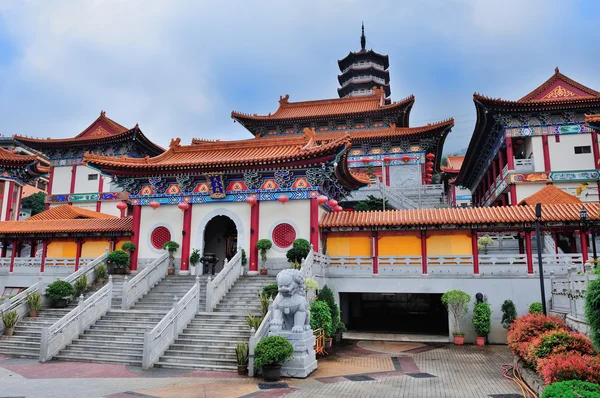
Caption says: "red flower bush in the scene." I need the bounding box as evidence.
[538,352,600,384]
[525,330,596,368]
[508,314,567,360]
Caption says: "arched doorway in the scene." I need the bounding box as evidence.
[202,215,238,274]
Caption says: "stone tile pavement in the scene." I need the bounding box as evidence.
[0,343,521,398]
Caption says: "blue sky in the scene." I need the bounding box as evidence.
[0,0,599,155]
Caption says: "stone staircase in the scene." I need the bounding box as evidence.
[0,277,125,360]
[155,275,276,371]
[54,275,204,366]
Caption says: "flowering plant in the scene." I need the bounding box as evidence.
[525,329,595,368]
[538,352,600,385]
[507,313,566,360]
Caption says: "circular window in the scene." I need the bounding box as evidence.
[151,226,171,249]
[272,223,296,248]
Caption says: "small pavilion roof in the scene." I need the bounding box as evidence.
[440,155,465,174]
[0,147,50,175]
[231,88,414,124]
[518,185,582,206]
[0,205,131,238]
[320,203,599,229]
[585,114,600,127]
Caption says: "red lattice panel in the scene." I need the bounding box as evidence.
[151,226,171,249]
[272,223,296,248]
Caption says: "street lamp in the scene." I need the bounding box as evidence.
[534,203,547,315]
[580,205,597,261]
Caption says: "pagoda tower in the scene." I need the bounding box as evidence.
[337,23,391,100]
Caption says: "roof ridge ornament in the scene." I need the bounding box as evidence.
[360,22,366,51]
[301,127,319,150]
[279,94,290,105]
[169,137,181,149]
[555,66,560,75]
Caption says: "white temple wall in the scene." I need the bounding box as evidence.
[549,133,595,171]
[51,166,71,194]
[74,165,100,194]
[138,204,183,264]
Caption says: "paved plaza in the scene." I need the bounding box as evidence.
[0,342,521,398]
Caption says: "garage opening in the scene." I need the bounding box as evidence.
[340,293,449,336]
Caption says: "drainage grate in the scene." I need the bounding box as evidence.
[258,382,289,390]
[407,372,436,378]
[345,375,375,382]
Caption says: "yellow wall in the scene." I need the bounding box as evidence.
[47,241,77,258]
[115,241,127,251]
[427,233,472,255]
[327,233,371,256]
[82,240,109,257]
[378,234,421,256]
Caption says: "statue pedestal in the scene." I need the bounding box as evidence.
[268,330,317,378]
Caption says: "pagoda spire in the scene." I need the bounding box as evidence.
[360,22,366,51]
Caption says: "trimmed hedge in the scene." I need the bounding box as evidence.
[542,380,600,398]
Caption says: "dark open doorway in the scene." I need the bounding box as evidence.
[340,292,449,335]
[203,215,238,274]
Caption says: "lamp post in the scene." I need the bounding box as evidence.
[580,206,597,261]
[534,203,547,315]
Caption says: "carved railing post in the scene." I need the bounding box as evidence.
[206,276,212,312]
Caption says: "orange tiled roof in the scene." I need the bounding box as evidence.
[585,114,600,126]
[28,205,117,221]
[84,132,353,172]
[518,184,582,206]
[440,155,465,173]
[0,147,50,174]
[0,218,132,236]
[231,89,414,121]
[320,203,599,228]
[314,119,454,142]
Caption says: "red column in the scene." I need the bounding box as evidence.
[9,239,17,273]
[372,232,379,274]
[30,241,37,258]
[509,185,517,206]
[68,165,77,205]
[506,137,515,170]
[96,175,104,212]
[486,169,492,195]
[471,231,479,274]
[553,232,559,254]
[4,181,14,221]
[499,149,505,179]
[570,233,577,254]
[420,231,428,274]
[249,200,260,274]
[74,239,83,272]
[581,231,589,264]
[40,240,48,273]
[309,198,319,252]
[1,241,6,258]
[492,158,498,188]
[130,205,142,271]
[46,166,54,210]
[542,135,551,172]
[385,165,390,187]
[518,233,525,254]
[501,194,507,206]
[525,232,534,274]
[180,204,192,273]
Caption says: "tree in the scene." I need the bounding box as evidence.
[20,192,46,216]
[354,195,392,211]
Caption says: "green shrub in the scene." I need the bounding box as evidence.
[1,311,18,328]
[241,249,247,266]
[246,312,263,330]
[501,299,517,329]
[107,250,129,269]
[473,302,491,337]
[529,302,543,314]
[259,293,270,317]
[121,241,136,254]
[162,241,179,253]
[441,290,471,335]
[46,280,76,301]
[526,329,596,367]
[286,239,311,265]
[189,248,201,266]
[542,380,600,398]
[585,278,600,351]
[262,284,279,300]
[236,342,249,366]
[74,275,88,296]
[26,291,41,312]
[310,300,333,337]
[94,264,107,280]
[318,285,343,334]
[256,239,272,266]
[254,335,293,368]
[306,278,319,291]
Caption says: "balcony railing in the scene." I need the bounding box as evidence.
[341,76,386,88]
[514,158,534,172]
[342,62,385,74]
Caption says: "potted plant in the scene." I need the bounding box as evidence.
[310,300,333,348]
[46,280,76,308]
[121,241,136,267]
[472,302,491,346]
[306,278,319,302]
[2,311,18,336]
[26,291,41,318]
[107,250,129,274]
[189,248,200,275]
[286,239,311,270]
[256,239,272,275]
[236,341,249,375]
[254,335,293,382]
[74,275,88,297]
[162,241,180,275]
[441,290,471,345]
[95,263,107,285]
[501,299,517,330]
[477,236,494,255]
[241,248,247,271]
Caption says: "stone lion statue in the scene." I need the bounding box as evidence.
[269,269,311,334]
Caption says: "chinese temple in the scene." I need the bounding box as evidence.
[337,23,391,100]
[456,68,600,206]
[440,155,471,207]
[9,111,164,216]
